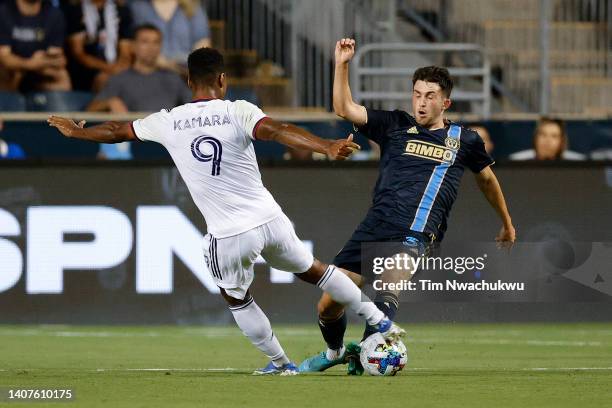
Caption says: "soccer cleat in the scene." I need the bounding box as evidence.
[345,342,364,376]
[253,361,299,376]
[347,356,364,376]
[376,317,406,342]
[298,349,346,373]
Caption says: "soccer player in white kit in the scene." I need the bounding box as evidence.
[48,47,403,375]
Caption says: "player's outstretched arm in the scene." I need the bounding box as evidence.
[255,118,360,160]
[333,38,367,126]
[47,116,137,143]
[474,166,516,248]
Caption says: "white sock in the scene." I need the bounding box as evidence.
[317,265,385,326]
[229,295,290,367]
[326,345,346,361]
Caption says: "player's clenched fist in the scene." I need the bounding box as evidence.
[335,38,356,65]
[326,133,360,160]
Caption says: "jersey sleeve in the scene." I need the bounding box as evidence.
[464,131,495,173]
[232,100,268,140]
[356,109,400,144]
[131,110,171,144]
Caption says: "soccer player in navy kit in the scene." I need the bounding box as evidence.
[299,39,516,374]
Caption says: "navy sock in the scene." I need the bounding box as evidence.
[318,312,347,351]
[361,292,399,341]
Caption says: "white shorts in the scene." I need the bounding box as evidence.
[203,213,314,300]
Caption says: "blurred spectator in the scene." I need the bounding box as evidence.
[130,0,211,73]
[468,123,494,155]
[0,0,71,92]
[510,117,586,161]
[63,0,133,91]
[0,118,26,159]
[87,24,190,113]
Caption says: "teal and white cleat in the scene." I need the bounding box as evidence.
[298,350,346,372]
[253,361,299,376]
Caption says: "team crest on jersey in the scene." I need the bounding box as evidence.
[444,136,460,150]
[404,140,456,163]
[407,126,419,134]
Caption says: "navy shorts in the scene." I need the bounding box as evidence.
[332,216,436,279]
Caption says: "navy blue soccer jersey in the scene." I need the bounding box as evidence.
[355,108,494,242]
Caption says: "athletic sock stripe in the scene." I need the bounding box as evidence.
[316,265,333,287]
[320,266,336,287]
[319,269,334,288]
[317,265,335,288]
[319,311,346,326]
[228,297,255,311]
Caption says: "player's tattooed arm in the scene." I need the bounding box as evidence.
[255,118,360,160]
[474,166,516,248]
[47,116,136,143]
[333,38,367,126]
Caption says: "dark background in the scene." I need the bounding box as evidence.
[0,162,611,324]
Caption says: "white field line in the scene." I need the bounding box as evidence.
[95,367,612,373]
[3,367,612,373]
[524,367,612,371]
[95,368,241,372]
[0,329,608,347]
[404,367,612,372]
[6,329,239,338]
[412,337,604,347]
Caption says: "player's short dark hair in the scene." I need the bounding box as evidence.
[188,48,225,88]
[134,23,162,39]
[412,66,453,97]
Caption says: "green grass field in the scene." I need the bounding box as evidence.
[1,323,611,407]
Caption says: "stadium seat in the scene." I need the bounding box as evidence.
[0,91,26,111]
[25,91,94,112]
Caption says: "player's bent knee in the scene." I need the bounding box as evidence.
[295,258,328,285]
[219,287,250,307]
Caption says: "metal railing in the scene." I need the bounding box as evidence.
[204,0,400,109]
[204,0,609,115]
[267,0,400,108]
[398,0,611,115]
[352,43,491,118]
[204,0,292,74]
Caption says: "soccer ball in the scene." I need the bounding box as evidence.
[359,332,408,376]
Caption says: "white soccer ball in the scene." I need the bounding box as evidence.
[359,332,408,376]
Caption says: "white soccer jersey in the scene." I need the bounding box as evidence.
[132,98,283,238]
